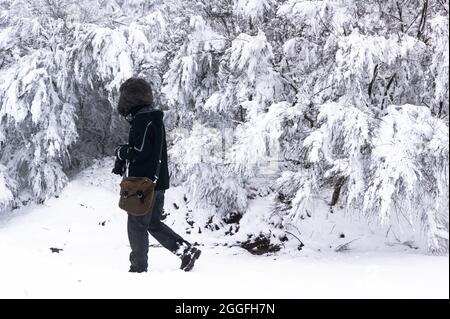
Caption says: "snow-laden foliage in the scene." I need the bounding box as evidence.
[364,105,449,253]
[169,123,247,221]
[233,0,274,23]
[228,102,290,178]
[162,15,227,124]
[0,0,169,209]
[429,15,449,117]
[221,30,283,120]
[303,102,371,209]
[1,0,448,253]
[288,102,449,253]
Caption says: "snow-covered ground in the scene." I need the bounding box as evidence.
[0,160,448,299]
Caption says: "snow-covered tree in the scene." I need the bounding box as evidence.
[0,0,168,209]
[0,0,448,254]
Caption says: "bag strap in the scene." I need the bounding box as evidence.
[152,123,165,184]
[126,120,153,178]
[124,121,165,182]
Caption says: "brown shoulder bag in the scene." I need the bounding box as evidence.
[118,122,164,216]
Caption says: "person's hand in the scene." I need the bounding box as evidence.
[112,158,126,176]
[115,144,132,161]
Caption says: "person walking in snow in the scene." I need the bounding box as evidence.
[112,78,201,273]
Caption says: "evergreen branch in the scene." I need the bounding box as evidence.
[272,62,299,95]
[437,0,449,14]
[404,11,422,34]
[335,238,360,252]
[303,113,315,128]
[316,12,339,38]
[396,1,405,33]
[381,73,397,110]
[285,231,304,247]
[368,64,379,99]
[310,84,334,98]
[417,0,429,40]
[284,158,302,165]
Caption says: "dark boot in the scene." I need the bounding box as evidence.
[180,247,202,272]
[128,266,147,273]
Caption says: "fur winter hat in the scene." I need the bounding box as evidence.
[117,78,153,116]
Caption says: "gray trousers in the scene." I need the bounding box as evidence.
[127,190,190,271]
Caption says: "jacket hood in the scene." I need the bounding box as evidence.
[117,78,153,116]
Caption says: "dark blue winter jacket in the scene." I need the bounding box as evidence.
[117,109,170,191]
